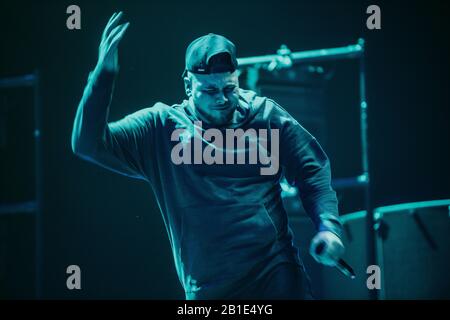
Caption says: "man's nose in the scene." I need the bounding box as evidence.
[215,92,228,105]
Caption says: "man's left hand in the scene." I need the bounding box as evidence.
[309,231,345,267]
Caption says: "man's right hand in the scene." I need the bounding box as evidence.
[97,11,129,72]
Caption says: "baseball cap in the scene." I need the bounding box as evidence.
[182,33,238,78]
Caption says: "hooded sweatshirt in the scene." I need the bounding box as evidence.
[71,66,343,299]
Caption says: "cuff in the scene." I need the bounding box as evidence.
[318,212,343,239]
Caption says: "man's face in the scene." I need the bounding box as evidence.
[185,71,240,127]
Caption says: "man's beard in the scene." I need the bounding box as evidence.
[195,103,236,127]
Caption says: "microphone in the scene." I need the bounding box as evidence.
[315,242,356,279]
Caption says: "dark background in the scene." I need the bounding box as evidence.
[1,0,449,299]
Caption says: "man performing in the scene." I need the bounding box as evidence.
[72,11,345,300]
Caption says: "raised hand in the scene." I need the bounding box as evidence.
[97,11,130,72]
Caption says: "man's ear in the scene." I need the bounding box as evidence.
[183,76,192,97]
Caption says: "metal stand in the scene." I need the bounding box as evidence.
[238,39,377,299]
[0,70,43,299]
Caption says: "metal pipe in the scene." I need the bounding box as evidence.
[357,39,377,300]
[237,42,363,67]
[33,69,43,299]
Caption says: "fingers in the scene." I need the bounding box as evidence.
[106,22,129,44]
[309,238,321,262]
[102,11,124,42]
[107,12,118,25]
[309,231,345,267]
[107,22,130,50]
[320,243,339,266]
[309,236,321,256]
[309,239,325,262]
[310,239,339,266]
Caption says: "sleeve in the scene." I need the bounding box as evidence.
[71,65,154,181]
[280,116,343,238]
